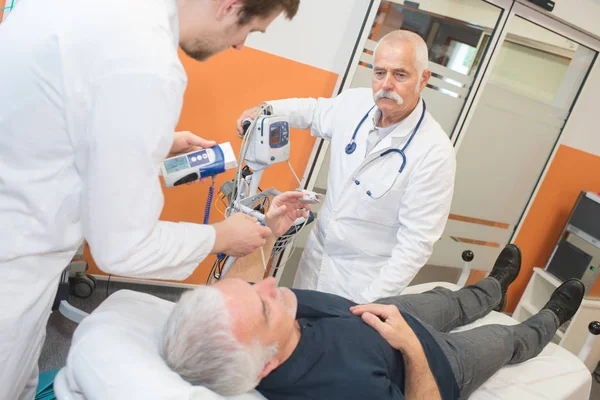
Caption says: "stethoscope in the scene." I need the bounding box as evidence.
[346,99,427,198]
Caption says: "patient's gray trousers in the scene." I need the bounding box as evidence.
[376,278,560,399]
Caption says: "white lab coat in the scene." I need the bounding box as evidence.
[269,88,456,303]
[0,0,214,398]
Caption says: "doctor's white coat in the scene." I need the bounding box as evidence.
[269,88,456,303]
[0,0,214,398]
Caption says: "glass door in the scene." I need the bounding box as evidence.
[428,2,600,272]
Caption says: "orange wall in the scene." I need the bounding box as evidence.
[505,145,600,311]
[469,145,600,310]
[85,47,338,284]
[0,0,6,21]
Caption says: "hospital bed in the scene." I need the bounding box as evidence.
[53,281,593,400]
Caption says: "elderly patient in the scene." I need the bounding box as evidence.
[160,192,585,400]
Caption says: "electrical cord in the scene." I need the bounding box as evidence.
[214,192,226,216]
[287,160,302,187]
[260,247,267,272]
[207,253,228,285]
[269,212,312,278]
[204,176,216,224]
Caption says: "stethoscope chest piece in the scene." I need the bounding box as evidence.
[345,141,357,155]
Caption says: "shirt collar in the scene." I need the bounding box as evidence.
[258,322,324,388]
[371,98,425,138]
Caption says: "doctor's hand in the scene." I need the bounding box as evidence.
[236,102,269,137]
[168,131,216,159]
[350,304,420,354]
[264,191,310,237]
[211,213,272,257]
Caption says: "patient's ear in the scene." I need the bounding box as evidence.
[257,359,280,379]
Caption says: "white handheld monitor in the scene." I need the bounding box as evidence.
[161,142,237,188]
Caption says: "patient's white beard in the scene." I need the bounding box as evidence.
[278,288,297,318]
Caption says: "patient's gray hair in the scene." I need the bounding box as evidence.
[160,286,278,396]
[374,30,429,76]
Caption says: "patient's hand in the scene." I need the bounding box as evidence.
[264,191,310,237]
[350,304,419,353]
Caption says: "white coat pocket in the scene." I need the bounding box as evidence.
[354,160,407,226]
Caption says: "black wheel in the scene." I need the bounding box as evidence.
[72,276,94,299]
[87,274,97,291]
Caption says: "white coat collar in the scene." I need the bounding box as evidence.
[371,98,424,139]
[165,0,180,47]
[366,99,425,157]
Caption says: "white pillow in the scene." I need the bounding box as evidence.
[64,289,267,400]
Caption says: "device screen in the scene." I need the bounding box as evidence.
[270,125,281,146]
[570,194,600,240]
[164,156,190,174]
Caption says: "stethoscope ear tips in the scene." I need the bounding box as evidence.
[345,142,357,155]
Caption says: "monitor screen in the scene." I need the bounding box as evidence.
[569,194,600,240]
[164,156,189,174]
[270,125,281,146]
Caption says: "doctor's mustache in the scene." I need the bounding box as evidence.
[373,89,404,105]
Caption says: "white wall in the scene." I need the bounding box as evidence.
[246,0,372,90]
[2,0,371,87]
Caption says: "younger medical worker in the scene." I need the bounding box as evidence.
[237,30,456,303]
[0,0,299,398]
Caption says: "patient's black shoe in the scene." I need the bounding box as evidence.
[488,244,521,312]
[542,279,585,326]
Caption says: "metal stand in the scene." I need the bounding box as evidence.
[578,320,600,361]
[456,250,474,287]
[210,161,313,283]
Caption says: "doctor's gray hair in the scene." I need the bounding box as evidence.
[160,286,277,396]
[374,30,430,76]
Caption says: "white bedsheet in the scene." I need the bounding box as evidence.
[56,283,591,400]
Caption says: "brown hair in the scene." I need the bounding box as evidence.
[238,0,300,24]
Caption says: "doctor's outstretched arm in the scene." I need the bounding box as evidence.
[236,90,357,140]
[358,147,456,303]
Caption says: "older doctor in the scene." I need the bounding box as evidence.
[0,0,300,399]
[237,30,456,303]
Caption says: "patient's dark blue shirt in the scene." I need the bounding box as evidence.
[257,289,459,400]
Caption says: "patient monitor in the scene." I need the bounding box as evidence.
[244,115,291,168]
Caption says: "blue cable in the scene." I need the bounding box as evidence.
[204,176,215,225]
